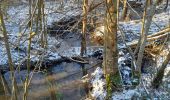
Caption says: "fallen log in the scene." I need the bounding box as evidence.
[0,56,67,74]
[0,47,102,73]
[147,27,170,38]
[60,55,89,64]
[0,57,89,74]
[127,27,170,48]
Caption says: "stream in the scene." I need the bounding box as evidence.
[1,57,101,100]
[0,1,99,99]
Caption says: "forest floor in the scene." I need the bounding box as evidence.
[89,4,170,100]
[0,0,169,100]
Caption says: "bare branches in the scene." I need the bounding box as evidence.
[0,5,18,100]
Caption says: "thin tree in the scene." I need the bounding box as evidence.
[0,70,10,96]
[80,0,89,97]
[23,0,34,99]
[152,51,170,88]
[0,6,18,100]
[121,0,128,20]
[152,23,170,88]
[81,0,88,56]
[42,0,47,48]
[36,0,46,48]
[136,0,157,76]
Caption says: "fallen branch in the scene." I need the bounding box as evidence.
[59,55,89,64]
[147,27,170,38]
[127,27,170,48]
[0,48,102,73]
[147,32,169,42]
[0,57,67,74]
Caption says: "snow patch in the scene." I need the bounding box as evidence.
[112,89,139,100]
[91,67,106,100]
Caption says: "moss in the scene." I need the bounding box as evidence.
[110,72,122,86]
[106,71,121,99]
[132,71,141,86]
[56,93,63,100]
[106,74,112,99]
[152,68,165,88]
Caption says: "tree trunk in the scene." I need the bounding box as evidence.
[136,0,157,75]
[23,0,34,99]
[0,71,10,95]
[104,0,121,99]
[81,0,88,56]
[121,0,128,20]
[152,51,170,88]
[0,6,18,100]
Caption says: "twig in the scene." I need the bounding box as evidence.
[59,54,89,64]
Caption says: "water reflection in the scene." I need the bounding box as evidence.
[0,60,100,100]
[0,80,4,95]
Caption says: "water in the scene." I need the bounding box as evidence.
[45,61,95,100]
[0,81,4,95]
[0,0,100,99]
[1,59,100,100]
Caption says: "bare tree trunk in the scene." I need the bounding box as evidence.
[134,0,149,71]
[136,0,157,75]
[147,0,152,6]
[121,0,128,20]
[81,0,88,56]
[0,71,10,95]
[42,0,47,48]
[23,0,33,99]
[152,51,170,88]
[0,6,18,100]
[104,0,121,99]
[39,0,45,48]
[152,21,170,88]
[35,0,46,48]
[0,5,11,94]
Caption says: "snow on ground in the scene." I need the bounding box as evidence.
[90,67,106,100]
[0,0,169,66]
[89,15,170,98]
[93,7,169,48]
[89,50,133,99]
[0,1,81,65]
[112,89,139,100]
[119,9,169,42]
[0,0,169,99]
[89,49,170,99]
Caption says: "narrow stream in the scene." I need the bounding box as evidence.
[0,58,101,100]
